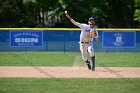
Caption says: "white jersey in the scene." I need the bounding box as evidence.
[79,24,98,42]
[69,19,98,42]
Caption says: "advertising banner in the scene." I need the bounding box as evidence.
[102,31,136,48]
[10,30,43,47]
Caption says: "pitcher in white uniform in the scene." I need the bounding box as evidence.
[65,12,99,71]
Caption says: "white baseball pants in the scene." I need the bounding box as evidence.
[80,42,95,61]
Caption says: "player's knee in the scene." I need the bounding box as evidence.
[88,46,95,57]
[82,54,87,61]
[90,53,95,57]
[88,46,92,53]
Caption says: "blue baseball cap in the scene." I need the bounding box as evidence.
[88,17,94,21]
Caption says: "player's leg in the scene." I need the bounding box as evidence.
[80,43,91,70]
[88,44,95,71]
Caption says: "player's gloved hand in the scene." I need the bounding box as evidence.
[89,29,97,38]
[90,29,98,44]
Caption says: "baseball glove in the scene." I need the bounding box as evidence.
[89,29,97,38]
[86,29,97,42]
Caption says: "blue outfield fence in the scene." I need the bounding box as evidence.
[0,28,140,52]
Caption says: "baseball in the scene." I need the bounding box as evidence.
[65,11,67,14]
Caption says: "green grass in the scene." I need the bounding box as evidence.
[96,52,140,67]
[0,78,139,93]
[0,52,140,67]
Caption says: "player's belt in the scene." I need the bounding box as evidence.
[81,42,90,44]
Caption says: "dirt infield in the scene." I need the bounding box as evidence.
[0,66,140,78]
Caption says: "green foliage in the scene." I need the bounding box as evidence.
[135,0,140,7]
[134,9,140,22]
[0,0,139,27]
[36,0,60,10]
[57,0,139,28]
[0,0,23,27]
[23,1,37,27]
[134,0,140,22]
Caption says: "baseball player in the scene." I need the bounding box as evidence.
[65,11,99,71]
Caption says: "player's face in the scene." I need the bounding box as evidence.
[88,20,94,28]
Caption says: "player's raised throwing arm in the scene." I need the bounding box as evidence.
[65,11,81,27]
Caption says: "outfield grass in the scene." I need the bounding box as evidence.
[0,52,140,67]
[0,78,139,93]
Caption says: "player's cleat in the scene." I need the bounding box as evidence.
[87,64,91,70]
[91,66,95,71]
[85,60,91,70]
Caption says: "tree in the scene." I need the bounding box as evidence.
[57,0,109,28]
[35,0,61,27]
[0,0,139,28]
[0,0,24,27]
[134,0,140,27]
[57,0,138,28]
[23,1,37,27]
[106,0,135,27]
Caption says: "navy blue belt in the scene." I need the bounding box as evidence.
[81,42,90,44]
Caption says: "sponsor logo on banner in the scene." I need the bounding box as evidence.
[102,31,136,48]
[114,33,124,46]
[10,31,43,47]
